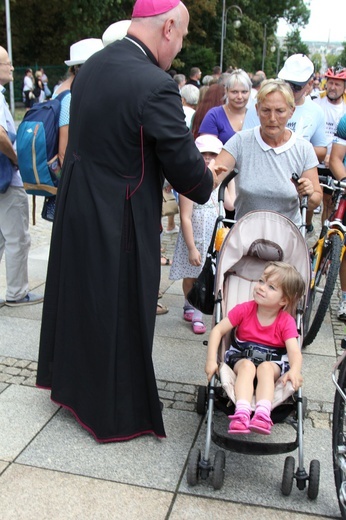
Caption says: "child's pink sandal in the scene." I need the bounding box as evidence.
[227,413,250,434]
[249,412,273,435]
[192,321,206,334]
[183,305,194,322]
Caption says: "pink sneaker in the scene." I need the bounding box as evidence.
[249,412,273,435]
[227,413,250,434]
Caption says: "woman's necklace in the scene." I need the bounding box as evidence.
[225,104,244,129]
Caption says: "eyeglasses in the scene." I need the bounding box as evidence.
[287,82,305,92]
[0,62,13,67]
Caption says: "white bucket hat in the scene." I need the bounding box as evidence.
[65,38,104,67]
[102,20,131,47]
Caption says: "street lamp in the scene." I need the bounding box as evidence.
[261,23,267,71]
[220,3,243,70]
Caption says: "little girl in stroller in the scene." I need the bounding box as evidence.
[205,261,305,435]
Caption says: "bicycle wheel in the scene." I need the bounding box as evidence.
[333,358,346,519]
[303,233,342,347]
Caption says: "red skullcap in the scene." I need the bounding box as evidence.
[132,0,180,18]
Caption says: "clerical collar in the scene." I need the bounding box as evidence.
[124,35,159,67]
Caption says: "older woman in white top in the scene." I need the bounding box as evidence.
[214,79,322,226]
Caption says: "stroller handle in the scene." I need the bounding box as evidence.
[218,170,238,203]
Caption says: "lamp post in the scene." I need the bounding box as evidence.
[261,23,267,71]
[220,3,243,70]
[4,0,14,116]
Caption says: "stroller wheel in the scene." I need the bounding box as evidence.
[212,450,226,490]
[197,386,207,415]
[187,448,201,486]
[281,456,295,496]
[307,459,320,499]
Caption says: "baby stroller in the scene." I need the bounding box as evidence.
[187,175,320,499]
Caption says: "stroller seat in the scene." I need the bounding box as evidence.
[187,207,320,499]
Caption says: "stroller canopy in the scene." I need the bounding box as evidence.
[215,211,311,311]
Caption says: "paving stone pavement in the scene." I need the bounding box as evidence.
[0,202,343,519]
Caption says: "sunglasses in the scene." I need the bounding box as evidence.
[287,82,305,92]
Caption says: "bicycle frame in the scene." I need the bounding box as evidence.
[333,349,346,404]
[310,187,346,290]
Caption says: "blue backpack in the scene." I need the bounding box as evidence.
[17,91,69,198]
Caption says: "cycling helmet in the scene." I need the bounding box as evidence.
[325,67,346,80]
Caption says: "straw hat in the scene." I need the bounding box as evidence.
[65,38,104,67]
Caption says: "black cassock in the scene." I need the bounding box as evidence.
[36,36,213,442]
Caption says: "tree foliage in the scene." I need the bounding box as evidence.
[310,52,322,73]
[283,29,310,57]
[337,42,346,67]
[0,0,311,77]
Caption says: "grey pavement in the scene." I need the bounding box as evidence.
[0,200,342,519]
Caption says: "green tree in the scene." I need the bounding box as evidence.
[283,29,310,58]
[337,42,346,67]
[0,0,311,78]
[325,53,339,68]
[311,53,322,74]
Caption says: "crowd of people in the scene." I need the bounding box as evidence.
[1,0,346,443]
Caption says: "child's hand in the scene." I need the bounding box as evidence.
[205,359,218,382]
[281,369,303,391]
[188,247,201,266]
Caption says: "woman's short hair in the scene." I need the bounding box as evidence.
[225,69,252,92]
[180,84,200,106]
[256,79,295,110]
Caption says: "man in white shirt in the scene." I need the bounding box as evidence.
[313,67,346,223]
[0,46,43,307]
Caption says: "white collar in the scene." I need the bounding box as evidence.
[124,36,148,56]
[254,125,296,155]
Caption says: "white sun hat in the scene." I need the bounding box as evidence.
[65,38,104,67]
[195,134,223,155]
[102,20,131,47]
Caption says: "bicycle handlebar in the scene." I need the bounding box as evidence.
[319,175,346,191]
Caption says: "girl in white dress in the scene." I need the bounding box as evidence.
[170,134,230,334]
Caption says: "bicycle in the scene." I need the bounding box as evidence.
[332,338,346,519]
[303,176,346,347]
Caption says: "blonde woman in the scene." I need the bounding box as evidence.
[199,69,252,144]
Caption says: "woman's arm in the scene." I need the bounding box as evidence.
[179,195,201,266]
[211,149,236,187]
[281,337,303,390]
[297,167,322,211]
[57,124,68,167]
[205,317,233,381]
[224,179,236,211]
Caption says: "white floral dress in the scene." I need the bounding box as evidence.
[169,188,219,280]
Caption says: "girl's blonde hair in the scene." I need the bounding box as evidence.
[256,79,295,110]
[262,261,305,316]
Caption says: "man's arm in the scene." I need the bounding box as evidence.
[0,125,17,165]
[313,145,327,163]
[330,142,346,180]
